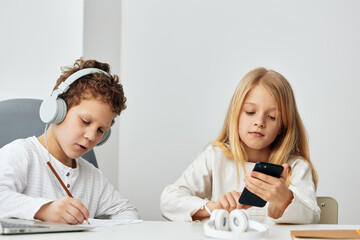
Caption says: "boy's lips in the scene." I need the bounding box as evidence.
[249,131,264,137]
[77,144,88,151]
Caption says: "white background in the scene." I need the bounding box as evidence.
[1,0,360,224]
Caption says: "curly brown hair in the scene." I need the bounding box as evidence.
[53,58,126,115]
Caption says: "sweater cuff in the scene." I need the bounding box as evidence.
[272,189,320,224]
[26,198,54,220]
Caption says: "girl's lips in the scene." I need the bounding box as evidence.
[249,132,264,137]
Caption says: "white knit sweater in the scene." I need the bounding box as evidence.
[0,137,140,220]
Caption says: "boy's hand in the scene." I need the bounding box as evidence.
[34,196,90,224]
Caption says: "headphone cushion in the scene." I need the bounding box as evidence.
[229,209,249,232]
[97,129,111,146]
[52,98,67,124]
[40,96,67,124]
[211,209,229,231]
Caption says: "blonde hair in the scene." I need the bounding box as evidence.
[213,67,318,189]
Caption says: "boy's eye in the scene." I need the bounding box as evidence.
[82,119,90,124]
[98,128,104,134]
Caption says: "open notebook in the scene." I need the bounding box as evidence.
[0,218,94,235]
[290,230,360,240]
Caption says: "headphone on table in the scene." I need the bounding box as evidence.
[203,209,268,239]
[39,68,112,146]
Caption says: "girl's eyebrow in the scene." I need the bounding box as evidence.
[243,102,277,111]
[243,102,256,106]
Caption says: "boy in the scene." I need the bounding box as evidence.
[0,58,140,224]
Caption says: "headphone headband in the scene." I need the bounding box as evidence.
[39,67,113,146]
[52,68,110,98]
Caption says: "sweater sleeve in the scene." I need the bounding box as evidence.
[160,147,214,221]
[0,141,53,220]
[95,172,140,220]
[272,158,320,224]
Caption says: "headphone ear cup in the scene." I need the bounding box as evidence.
[211,209,229,231]
[229,209,249,232]
[53,98,67,124]
[97,128,111,146]
[39,97,67,124]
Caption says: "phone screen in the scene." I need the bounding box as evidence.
[238,162,283,207]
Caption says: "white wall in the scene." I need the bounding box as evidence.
[83,0,122,189]
[0,0,83,99]
[0,0,120,189]
[120,0,360,223]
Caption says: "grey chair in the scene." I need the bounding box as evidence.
[0,98,98,168]
[317,196,338,224]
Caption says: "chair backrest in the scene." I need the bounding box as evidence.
[0,98,98,168]
[317,196,338,224]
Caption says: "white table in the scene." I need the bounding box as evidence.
[0,221,359,240]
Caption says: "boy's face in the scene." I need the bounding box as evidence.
[52,98,116,161]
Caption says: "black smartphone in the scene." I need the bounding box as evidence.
[238,161,284,207]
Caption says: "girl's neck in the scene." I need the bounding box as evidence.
[245,146,270,163]
[37,128,74,168]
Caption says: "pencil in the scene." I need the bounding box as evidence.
[47,161,90,225]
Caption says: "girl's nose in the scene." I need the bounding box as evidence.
[254,115,265,128]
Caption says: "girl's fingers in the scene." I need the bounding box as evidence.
[225,192,237,211]
[230,191,242,209]
[281,163,290,178]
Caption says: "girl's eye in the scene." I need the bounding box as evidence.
[246,111,255,115]
[98,128,104,134]
[82,119,90,125]
[268,115,276,121]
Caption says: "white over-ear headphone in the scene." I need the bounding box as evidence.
[211,209,249,232]
[204,209,268,239]
[39,68,112,146]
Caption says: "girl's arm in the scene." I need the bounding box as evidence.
[160,147,215,221]
[272,158,320,224]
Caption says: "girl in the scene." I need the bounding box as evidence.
[160,67,320,224]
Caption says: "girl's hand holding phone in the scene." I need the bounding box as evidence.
[244,163,293,218]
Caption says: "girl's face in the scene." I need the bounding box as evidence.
[238,84,282,153]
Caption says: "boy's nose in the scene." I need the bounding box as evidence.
[84,129,97,142]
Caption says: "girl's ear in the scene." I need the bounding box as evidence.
[278,126,284,135]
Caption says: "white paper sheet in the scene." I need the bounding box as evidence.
[79,218,143,227]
